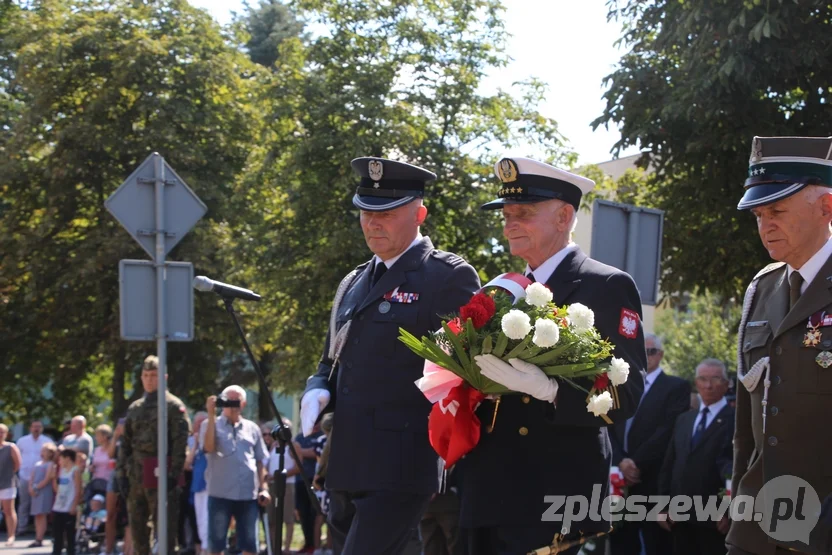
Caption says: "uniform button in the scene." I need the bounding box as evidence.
[353,338,360,345]
[774,376,782,385]
[775,346,783,355]
[522,396,531,404]
[347,362,353,369]
[745,341,752,349]
[358,315,364,321]
[770,406,779,416]
[342,387,350,395]
[768,436,778,446]
[824,339,832,348]
[518,427,529,436]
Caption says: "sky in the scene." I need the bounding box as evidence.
[189,0,639,165]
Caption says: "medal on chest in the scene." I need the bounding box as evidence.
[804,328,822,347]
[816,351,832,369]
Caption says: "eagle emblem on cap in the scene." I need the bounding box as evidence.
[368,160,384,182]
[497,158,518,183]
[749,137,763,163]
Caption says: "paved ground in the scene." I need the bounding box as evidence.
[0,534,52,555]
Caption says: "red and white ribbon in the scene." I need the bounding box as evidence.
[481,272,532,303]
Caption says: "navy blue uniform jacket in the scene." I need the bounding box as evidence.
[459,248,647,534]
[304,237,480,495]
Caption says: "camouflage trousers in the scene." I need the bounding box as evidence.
[127,472,180,555]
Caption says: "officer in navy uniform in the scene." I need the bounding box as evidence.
[300,157,481,555]
[459,157,647,555]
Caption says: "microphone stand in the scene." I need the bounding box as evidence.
[220,297,322,554]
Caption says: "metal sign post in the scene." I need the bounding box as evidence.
[106,153,207,555]
[153,155,169,555]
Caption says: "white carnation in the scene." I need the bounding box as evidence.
[524,282,553,308]
[608,357,630,386]
[532,318,560,348]
[586,391,614,417]
[501,309,532,340]
[567,303,595,333]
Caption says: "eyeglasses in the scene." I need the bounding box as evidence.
[695,376,726,385]
[646,348,661,356]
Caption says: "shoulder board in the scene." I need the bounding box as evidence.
[430,250,465,267]
[166,392,185,406]
[128,398,144,410]
[753,262,786,281]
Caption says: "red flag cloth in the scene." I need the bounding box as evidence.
[428,384,486,468]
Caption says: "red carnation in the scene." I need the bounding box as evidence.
[446,317,463,335]
[469,292,496,319]
[460,303,490,329]
[593,373,610,391]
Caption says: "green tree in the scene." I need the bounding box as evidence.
[235,0,305,69]
[655,289,741,382]
[0,0,265,422]
[230,0,571,390]
[594,0,832,298]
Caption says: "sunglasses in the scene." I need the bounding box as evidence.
[646,348,661,356]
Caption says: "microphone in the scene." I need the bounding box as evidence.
[193,276,262,302]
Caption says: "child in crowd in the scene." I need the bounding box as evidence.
[52,449,82,555]
[84,494,107,532]
[28,443,57,548]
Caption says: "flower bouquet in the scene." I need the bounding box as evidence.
[399,273,632,468]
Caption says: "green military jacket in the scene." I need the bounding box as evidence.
[116,391,190,485]
[728,253,832,554]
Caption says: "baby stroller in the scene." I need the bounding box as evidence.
[76,478,109,554]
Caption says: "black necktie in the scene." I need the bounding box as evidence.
[789,271,804,311]
[691,406,709,449]
[372,262,387,286]
[526,272,536,283]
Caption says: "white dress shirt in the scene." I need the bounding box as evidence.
[691,396,728,434]
[525,243,577,283]
[17,434,50,482]
[787,235,832,295]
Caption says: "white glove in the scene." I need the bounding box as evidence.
[300,388,331,436]
[474,354,558,403]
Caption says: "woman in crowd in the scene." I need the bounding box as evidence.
[0,423,22,546]
[28,442,57,548]
[92,424,114,488]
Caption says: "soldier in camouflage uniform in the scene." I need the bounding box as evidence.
[117,355,190,555]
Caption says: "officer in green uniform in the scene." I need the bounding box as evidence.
[117,355,190,555]
[729,136,832,554]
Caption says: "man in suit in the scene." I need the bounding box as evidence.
[459,157,647,555]
[658,358,733,555]
[728,136,832,554]
[300,157,480,555]
[610,333,691,555]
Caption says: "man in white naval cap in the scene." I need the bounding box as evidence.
[459,157,647,555]
[300,157,480,554]
[728,136,832,555]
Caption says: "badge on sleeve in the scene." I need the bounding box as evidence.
[618,308,639,339]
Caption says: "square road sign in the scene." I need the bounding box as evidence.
[119,260,194,341]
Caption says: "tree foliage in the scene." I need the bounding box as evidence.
[235,0,305,69]
[0,0,266,422]
[595,0,832,298]
[655,289,741,382]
